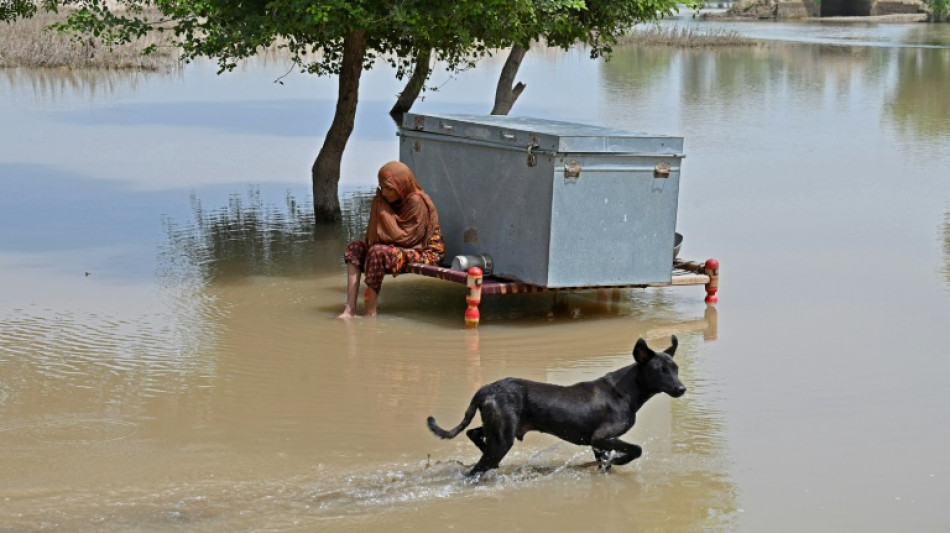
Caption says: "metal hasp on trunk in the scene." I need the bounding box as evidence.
[399,113,686,288]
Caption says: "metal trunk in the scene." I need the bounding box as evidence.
[399,113,685,288]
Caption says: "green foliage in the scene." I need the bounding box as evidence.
[927,0,950,19]
[1,0,58,21]
[5,0,691,78]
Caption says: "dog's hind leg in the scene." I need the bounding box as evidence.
[466,427,488,454]
[468,432,515,476]
[466,401,517,477]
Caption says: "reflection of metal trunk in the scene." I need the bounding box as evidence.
[451,254,493,275]
[400,113,685,288]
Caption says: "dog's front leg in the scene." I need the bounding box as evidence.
[592,448,613,472]
[591,438,643,469]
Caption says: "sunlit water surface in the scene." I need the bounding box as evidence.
[2,20,950,532]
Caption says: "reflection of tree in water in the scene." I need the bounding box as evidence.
[675,44,882,105]
[1,67,175,102]
[160,187,375,282]
[601,43,888,139]
[601,45,675,93]
[885,48,950,142]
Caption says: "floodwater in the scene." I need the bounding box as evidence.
[2,19,950,532]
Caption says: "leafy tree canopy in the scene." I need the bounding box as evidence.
[12,0,690,77]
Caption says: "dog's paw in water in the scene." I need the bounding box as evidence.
[462,470,488,485]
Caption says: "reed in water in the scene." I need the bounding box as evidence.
[620,26,756,47]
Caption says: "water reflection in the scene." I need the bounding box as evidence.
[603,39,950,170]
[885,47,950,143]
[0,66,180,102]
[0,271,219,418]
[605,43,889,118]
[665,15,950,48]
[160,187,373,282]
[0,169,223,417]
[156,188,721,328]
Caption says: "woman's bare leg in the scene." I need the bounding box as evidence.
[336,263,362,318]
[364,287,379,317]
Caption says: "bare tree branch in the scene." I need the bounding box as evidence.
[491,45,528,115]
[389,47,432,126]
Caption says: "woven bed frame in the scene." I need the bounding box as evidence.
[404,257,720,328]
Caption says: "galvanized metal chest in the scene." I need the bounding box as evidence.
[398,113,685,288]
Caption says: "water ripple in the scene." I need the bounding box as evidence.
[0,417,138,445]
[0,283,220,409]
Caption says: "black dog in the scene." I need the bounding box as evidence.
[427,336,686,476]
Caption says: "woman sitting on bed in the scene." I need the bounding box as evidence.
[336,161,445,318]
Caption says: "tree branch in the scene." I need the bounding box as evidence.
[491,44,528,116]
[389,47,432,126]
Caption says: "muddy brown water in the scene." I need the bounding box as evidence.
[2,20,950,531]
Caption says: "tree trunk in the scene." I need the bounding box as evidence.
[389,48,432,126]
[311,30,367,223]
[491,45,528,115]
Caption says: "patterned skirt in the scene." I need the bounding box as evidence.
[343,226,445,294]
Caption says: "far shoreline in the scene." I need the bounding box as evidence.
[702,12,931,22]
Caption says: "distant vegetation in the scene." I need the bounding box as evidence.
[620,26,756,47]
[931,0,950,21]
[0,11,177,69]
[2,17,754,71]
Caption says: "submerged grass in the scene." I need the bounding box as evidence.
[0,11,179,69]
[620,26,756,47]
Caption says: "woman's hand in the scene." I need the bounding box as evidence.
[378,185,400,204]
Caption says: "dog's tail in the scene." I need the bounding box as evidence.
[427,389,484,439]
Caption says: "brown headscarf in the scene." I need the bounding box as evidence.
[365,161,440,249]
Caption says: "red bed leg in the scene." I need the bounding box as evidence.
[465,267,484,329]
[704,258,720,304]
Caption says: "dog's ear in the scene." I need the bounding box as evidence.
[633,338,654,364]
[667,335,678,357]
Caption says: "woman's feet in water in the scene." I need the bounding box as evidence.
[335,310,378,319]
[336,293,378,319]
[336,307,360,319]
